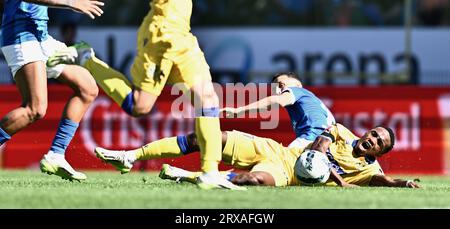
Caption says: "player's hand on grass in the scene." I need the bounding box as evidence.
[406,178,421,188]
[70,0,105,19]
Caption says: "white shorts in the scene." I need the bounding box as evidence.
[288,137,313,149]
[1,36,66,79]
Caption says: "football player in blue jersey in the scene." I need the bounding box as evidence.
[0,0,104,181]
[222,72,335,149]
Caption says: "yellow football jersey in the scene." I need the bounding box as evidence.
[149,0,192,33]
[322,123,384,186]
[129,0,211,96]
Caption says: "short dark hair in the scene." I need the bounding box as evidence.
[271,72,300,82]
[377,126,395,154]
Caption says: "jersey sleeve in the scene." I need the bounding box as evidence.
[281,87,306,105]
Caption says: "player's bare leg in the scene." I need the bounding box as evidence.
[57,65,98,123]
[0,62,48,137]
[130,89,158,117]
[40,65,98,181]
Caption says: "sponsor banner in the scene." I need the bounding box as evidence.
[1,28,450,84]
[0,85,449,174]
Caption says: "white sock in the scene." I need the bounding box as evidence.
[126,151,137,164]
[47,150,64,158]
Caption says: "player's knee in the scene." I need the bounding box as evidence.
[192,82,219,106]
[87,77,99,100]
[26,103,47,121]
[78,72,99,104]
[131,91,157,117]
[201,86,217,99]
[253,172,276,186]
[201,88,218,103]
[132,105,151,117]
[246,174,261,185]
[80,84,98,104]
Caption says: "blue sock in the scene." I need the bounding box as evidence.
[0,127,11,145]
[121,92,134,116]
[177,135,193,155]
[226,172,237,181]
[195,107,219,117]
[50,119,79,155]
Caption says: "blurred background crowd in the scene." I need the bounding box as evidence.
[44,0,450,27]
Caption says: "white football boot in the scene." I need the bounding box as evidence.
[95,147,134,174]
[47,41,94,67]
[197,171,247,191]
[40,152,87,181]
[158,164,198,183]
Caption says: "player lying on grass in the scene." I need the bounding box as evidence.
[222,72,335,149]
[95,123,420,188]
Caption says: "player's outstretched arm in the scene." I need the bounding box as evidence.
[369,175,420,188]
[24,0,104,19]
[221,92,293,118]
[231,172,276,186]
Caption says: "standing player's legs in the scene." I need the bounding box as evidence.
[0,61,48,145]
[168,45,244,190]
[0,40,50,146]
[191,79,222,173]
[29,37,96,181]
[40,64,98,181]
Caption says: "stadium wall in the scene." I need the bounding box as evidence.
[0,85,449,175]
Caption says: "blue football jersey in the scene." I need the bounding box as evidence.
[282,87,335,141]
[1,0,49,46]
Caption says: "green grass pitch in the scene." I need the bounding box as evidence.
[0,170,449,209]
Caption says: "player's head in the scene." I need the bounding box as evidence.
[272,72,302,91]
[354,126,395,157]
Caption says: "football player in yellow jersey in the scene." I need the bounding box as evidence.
[47,0,239,189]
[95,123,420,188]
